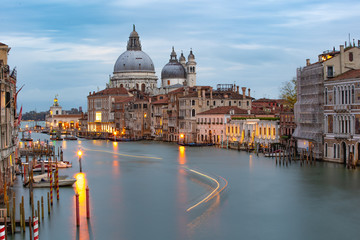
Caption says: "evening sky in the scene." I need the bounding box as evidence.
[1,0,359,112]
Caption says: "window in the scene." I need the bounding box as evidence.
[167,80,170,85]
[349,52,353,62]
[213,101,216,106]
[352,85,355,103]
[333,144,336,158]
[327,66,334,78]
[247,101,249,106]
[192,100,195,106]
[96,112,102,122]
[325,143,328,157]
[333,87,336,104]
[192,109,196,117]
[229,101,231,106]
[239,101,241,106]
[325,88,328,105]
[207,101,209,106]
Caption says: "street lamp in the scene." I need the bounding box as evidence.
[77,150,83,172]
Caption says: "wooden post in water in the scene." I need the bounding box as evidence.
[41,196,44,220]
[75,192,80,226]
[50,165,53,206]
[29,217,32,240]
[47,192,50,215]
[86,186,90,219]
[37,200,40,224]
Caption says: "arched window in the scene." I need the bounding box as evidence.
[120,84,123,88]
[333,143,336,158]
[141,83,145,92]
[192,100,195,105]
[333,87,336,104]
[349,52,353,62]
[345,86,348,104]
[136,83,139,90]
[352,85,355,104]
[192,109,196,117]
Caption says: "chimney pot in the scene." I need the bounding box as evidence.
[306,59,310,66]
[248,88,251,98]
[242,87,246,99]
[237,86,239,94]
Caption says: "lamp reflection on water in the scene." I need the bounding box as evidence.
[74,172,90,239]
[178,146,186,165]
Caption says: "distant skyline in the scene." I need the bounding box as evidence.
[1,0,360,112]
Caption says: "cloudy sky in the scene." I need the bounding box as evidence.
[1,0,359,112]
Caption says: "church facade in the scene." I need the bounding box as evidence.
[108,25,196,94]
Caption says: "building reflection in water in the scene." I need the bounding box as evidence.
[74,172,91,240]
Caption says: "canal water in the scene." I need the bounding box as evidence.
[11,131,360,239]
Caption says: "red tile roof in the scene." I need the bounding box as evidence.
[198,106,248,115]
[91,87,129,96]
[330,69,360,81]
[152,97,168,105]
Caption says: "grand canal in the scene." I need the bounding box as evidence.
[12,131,360,239]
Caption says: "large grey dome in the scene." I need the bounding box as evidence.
[114,50,155,73]
[161,61,186,79]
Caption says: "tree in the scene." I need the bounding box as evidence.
[279,77,297,110]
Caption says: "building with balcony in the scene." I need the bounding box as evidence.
[293,43,360,159]
[0,42,18,193]
[323,69,360,164]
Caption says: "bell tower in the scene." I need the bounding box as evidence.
[186,49,196,87]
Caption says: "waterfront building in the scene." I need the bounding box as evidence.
[225,111,280,149]
[45,96,82,130]
[87,87,131,133]
[179,84,252,143]
[279,110,296,147]
[196,106,246,145]
[125,90,152,139]
[112,95,134,137]
[150,95,168,140]
[0,42,18,191]
[293,43,360,159]
[323,69,360,164]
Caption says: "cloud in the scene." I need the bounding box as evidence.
[3,34,122,64]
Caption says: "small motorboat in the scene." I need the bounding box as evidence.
[24,173,76,188]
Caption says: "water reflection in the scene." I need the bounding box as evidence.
[112,141,118,149]
[73,173,90,240]
[112,160,120,176]
[179,146,186,165]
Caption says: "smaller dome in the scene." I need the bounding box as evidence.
[188,49,195,61]
[161,62,187,79]
[179,52,186,62]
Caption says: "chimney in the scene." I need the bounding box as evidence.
[306,59,310,66]
[340,45,345,74]
[197,87,201,98]
[242,87,246,99]
[237,86,239,94]
[89,92,91,96]
[210,87,213,99]
[202,89,205,99]
[248,88,251,98]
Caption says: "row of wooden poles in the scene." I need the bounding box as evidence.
[1,154,62,239]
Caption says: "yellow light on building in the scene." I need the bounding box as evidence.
[180,134,184,139]
[144,113,147,118]
[96,112,102,122]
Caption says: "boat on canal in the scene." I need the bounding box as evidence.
[178,142,214,147]
[23,173,76,188]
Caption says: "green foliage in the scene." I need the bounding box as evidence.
[279,77,297,109]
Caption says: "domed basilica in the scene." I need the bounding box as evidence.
[108,25,196,94]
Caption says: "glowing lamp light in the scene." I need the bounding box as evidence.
[180,134,184,139]
[77,150,83,157]
[114,132,117,136]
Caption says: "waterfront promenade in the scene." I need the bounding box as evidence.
[10,132,360,239]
